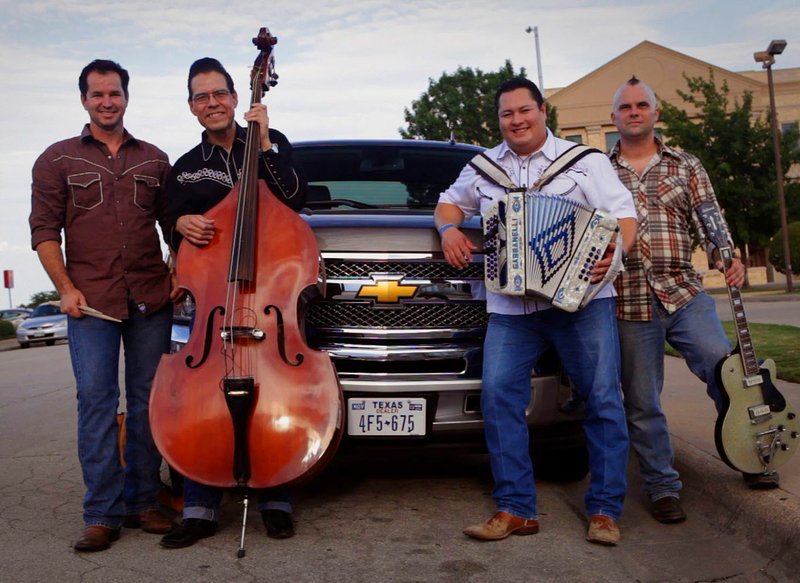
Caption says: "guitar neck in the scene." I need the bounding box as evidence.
[721,247,760,378]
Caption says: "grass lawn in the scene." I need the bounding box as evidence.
[667,322,800,384]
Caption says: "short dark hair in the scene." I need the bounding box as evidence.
[79,60,130,98]
[612,75,658,111]
[494,77,544,112]
[187,57,235,100]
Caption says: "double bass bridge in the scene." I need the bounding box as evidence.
[221,325,266,342]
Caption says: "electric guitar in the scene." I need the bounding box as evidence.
[698,203,799,474]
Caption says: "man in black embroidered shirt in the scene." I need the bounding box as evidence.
[160,57,307,549]
[165,58,306,249]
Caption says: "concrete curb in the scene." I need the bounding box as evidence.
[0,338,17,352]
[707,289,799,302]
[673,437,800,569]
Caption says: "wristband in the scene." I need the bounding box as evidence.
[437,223,457,237]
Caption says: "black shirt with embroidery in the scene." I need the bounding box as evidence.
[165,124,307,250]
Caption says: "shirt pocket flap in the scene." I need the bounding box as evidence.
[67,172,102,188]
[133,174,161,188]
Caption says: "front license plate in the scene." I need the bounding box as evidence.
[347,397,426,437]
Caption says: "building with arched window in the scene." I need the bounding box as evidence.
[546,40,799,286]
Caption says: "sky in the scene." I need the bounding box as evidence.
[2,0,799,307]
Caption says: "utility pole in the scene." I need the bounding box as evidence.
[525,26,544,92]
[754,40,793,293]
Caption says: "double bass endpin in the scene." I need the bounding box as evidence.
[237,495,249,558]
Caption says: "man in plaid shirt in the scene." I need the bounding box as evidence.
[608,76,777,525]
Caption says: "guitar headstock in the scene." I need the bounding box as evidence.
[697,203,727,249]
[696,201,734,269]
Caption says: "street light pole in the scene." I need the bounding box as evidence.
[754,40,793,293]
[525,26,544,92]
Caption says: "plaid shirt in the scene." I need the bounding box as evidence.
[608,139,731,321]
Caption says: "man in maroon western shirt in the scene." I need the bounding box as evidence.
[30,59,181,552]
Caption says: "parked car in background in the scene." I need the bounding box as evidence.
[0,308,32,330]
[16,303,68,348]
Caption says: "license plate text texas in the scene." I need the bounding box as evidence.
[347,398,426,436]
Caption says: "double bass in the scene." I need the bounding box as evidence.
[150,27,342,490]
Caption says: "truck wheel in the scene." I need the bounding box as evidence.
[19,342,30,349]
[534,446,589,482]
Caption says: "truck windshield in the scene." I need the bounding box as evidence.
[292,142,480,208]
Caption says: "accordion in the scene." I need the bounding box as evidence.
[483,192,622,312]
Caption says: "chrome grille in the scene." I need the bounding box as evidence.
[306,300,488,329]
[324,260,484,281]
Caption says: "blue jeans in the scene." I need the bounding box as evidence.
[482,298,629,520]
[67,300,172,527]
[183,479,292,521]
[618,291,731,501]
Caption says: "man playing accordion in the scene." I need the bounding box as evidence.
[435,77,637,546]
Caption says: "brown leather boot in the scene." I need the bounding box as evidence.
[586,514,620,546]
[463,511,539,541]
[74,525,121,552]
[123,509,174,534]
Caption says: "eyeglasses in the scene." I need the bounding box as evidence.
[191,89,231,105]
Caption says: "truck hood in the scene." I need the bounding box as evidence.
[301,212,482,254]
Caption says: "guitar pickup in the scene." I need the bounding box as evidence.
[742,374,764,388]
[749,404,772,422]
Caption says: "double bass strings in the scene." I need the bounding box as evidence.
[223,68,269,383]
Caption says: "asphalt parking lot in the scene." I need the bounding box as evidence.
[0,290,798,581]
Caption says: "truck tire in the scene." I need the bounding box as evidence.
[533,445,589,482]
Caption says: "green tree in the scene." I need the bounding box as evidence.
[400,60,558,146]
[768,221,800,275]
[787,181,800,224]
[659,71,800,268]
[781,123,800,225]
[24,290,59,309]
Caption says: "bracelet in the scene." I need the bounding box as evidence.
[437,223,457,236]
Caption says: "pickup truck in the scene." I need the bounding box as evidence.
[293,139,587,479]
[171,139,588,480]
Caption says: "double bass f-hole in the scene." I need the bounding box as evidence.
[264,304,304,367]
[185,305,224,369]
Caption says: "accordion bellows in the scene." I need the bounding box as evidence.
[484,192,620,312]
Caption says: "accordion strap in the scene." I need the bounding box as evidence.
[469,153,519,191]
[469,144,602,193]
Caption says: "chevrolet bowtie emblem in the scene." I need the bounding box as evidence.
[357,274,418,303]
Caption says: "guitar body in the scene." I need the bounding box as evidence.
[697,201,799,475]
[714,352,799,473]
